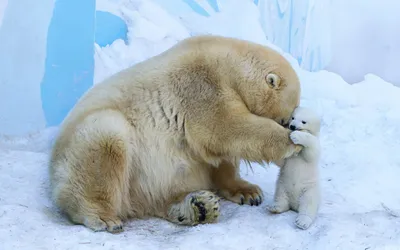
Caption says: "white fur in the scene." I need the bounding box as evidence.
[48,35,302,233]
[268,107,321,230]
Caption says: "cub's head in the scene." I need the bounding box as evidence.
[289,107,321,136]
[231,42,301,126]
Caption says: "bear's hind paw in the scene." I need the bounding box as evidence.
[82,215,124,234]
[188,191,221,225]
[168,190,221,226]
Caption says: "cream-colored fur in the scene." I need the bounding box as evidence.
[268,107,321,230]
[49,35,302,233]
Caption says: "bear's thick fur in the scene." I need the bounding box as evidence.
[268,107,321,230]
[49,35,302,233]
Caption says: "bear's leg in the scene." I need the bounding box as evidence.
[211,160,263,206]
[163,190,221,225]
[294,187,320,230]
[53,110,132,234]
[268,179,290,213]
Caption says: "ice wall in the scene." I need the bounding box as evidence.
[257,0,332,72]
[40,0,96,127]
[0,0,54,136]
[0,0,333,137]
[2,0,397,137]
[0,1,128,136]
[0,0,7,26]
[148,0,332,72]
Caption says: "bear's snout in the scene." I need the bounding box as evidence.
[289,125,296,131]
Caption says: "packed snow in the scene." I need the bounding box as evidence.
[1,0,399,249]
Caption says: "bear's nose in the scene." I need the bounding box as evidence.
[289,125,296,131]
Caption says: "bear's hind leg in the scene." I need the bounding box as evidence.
[163,190,221,226]
[53,110,132,234]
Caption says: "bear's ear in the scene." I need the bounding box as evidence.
[265,73,281,89]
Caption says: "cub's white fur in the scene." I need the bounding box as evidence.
[268,107,321,230]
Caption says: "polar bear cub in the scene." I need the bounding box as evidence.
[268,106,321,230]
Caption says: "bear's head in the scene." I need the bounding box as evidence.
[289,107,321,136]
[232,43,301,127]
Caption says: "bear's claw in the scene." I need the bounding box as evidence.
[219,181,263,206]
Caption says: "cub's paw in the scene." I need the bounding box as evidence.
[267,203,289,214]
[295,214,314,230]
[290,130,309,146]
[219,181,263,206]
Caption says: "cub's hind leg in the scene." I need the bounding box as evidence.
[267,177,290,214]
[50,109,132,234]
[162,190,221,226]
[294,187,320,230]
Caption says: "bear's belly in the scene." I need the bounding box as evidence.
[126,130,213,209]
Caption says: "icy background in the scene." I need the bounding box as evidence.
[0,0,400,249]
[326,0,400,86]
[95,0,332,83]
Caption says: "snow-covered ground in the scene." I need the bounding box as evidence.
[1,1,400,249]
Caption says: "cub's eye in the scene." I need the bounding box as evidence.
[302,121,306,124]
[291,117,294,120]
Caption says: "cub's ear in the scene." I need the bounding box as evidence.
[265,73,281,89]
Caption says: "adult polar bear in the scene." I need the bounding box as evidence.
[49,35,302,233]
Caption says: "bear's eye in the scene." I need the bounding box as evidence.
[265,73,280,88]
[291,117,294,120]
[302,121,306,124]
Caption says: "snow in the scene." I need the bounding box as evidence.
[1,0,400,249]
[326,0,400,87]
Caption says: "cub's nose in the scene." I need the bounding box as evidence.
[289,125,296,131]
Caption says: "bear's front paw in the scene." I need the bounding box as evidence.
[295,214,314,230]
[290,131,309,146]
[219,181,263,206]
